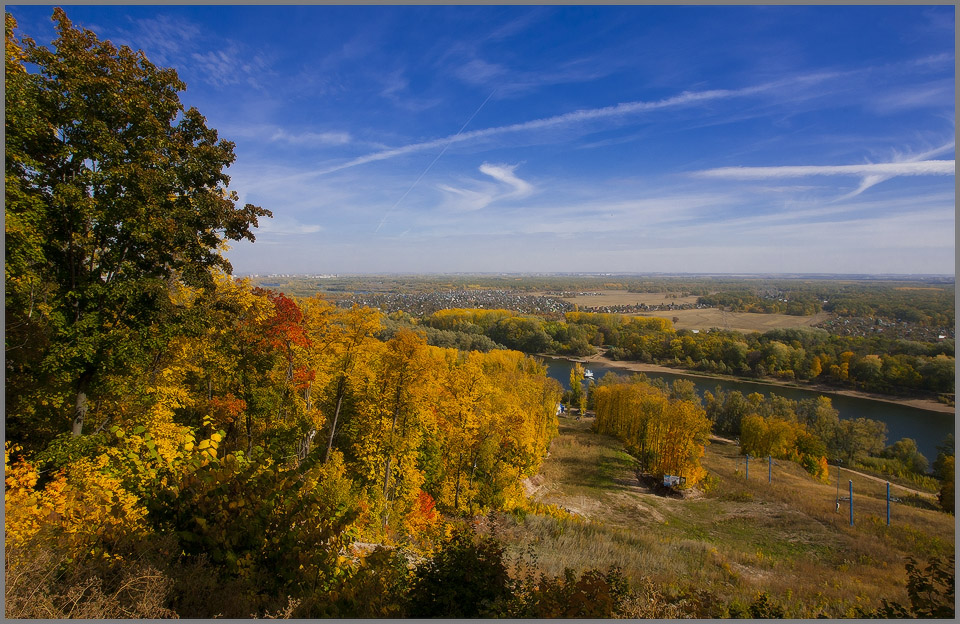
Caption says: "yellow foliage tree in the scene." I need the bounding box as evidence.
[593,381,711,485]
[5,443,147,560]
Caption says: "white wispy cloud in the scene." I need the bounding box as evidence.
[840,141,955,199]
[478,163,534,197]
[455,58,508,85]
[870,80,955,114]
[191,46,272,89]
[377,67,444,112]
[271,128,353,146]
[695,160,955,180]
[435,184,498,212]
[453,53,619,96]
[437,162,534,211]
[113,14,202,66]
[312,77,831,177]
[694,133,955,201]
[253,217,324,236]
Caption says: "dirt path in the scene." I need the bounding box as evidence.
[833,466,938,500]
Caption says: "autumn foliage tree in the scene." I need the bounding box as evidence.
[3,8,621,618]
[592,378,711,485]
[5,10,270,446]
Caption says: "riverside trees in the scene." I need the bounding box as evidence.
[414,308,953,400]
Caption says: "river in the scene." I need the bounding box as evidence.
[540,356,955,462]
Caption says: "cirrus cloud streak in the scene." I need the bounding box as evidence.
[694,160,955,179]
[311,74,841,177]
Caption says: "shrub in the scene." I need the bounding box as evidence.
[312,546,413,618]
[859,555,955,618]
[406,528,514,617]
[519,567,630,618]
[727,591,786,618]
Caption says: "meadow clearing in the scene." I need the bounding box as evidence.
[543,290,830,333]
[487,416,954,618]
[639,308,832,334]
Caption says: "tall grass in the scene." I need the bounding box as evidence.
[493,417,956,618]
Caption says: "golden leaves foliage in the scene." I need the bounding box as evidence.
[340,337,561,526]
[738,414,830,481]
[427,308,517,331]
[5,443,146,557]
[6,273,564,592]
[593,380,711,485]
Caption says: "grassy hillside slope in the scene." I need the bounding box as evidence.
[487,416,954,618]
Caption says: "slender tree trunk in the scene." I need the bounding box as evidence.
[72,389,88,436]
[71,371,93,436]
[453,450,465,511]
[381,412,396,531]
[381,383,404,504]
[467,455,479,516]
[246,412,253,455]
[323,375,347,463]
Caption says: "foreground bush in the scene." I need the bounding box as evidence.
[857,554,955,619]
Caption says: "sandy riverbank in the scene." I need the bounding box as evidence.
[552,351,955,415]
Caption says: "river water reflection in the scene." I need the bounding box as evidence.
[540,356,955,462]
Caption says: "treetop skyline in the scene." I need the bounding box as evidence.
[7,4,955,275]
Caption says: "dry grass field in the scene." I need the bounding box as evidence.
[639,308,832,333]
[540,289,830,333]
[491,416,954,618]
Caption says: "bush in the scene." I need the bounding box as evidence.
[518,567,629,618]
[310,546,413,618]
[727,591,786,618]
[4,540,177,619]
[406,529,514,617]
[859,555,955,618]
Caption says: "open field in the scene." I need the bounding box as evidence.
[536,289,831,333]
[638,308,831,333]
[492,417,954,618]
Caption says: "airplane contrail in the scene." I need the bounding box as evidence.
[375,89,498,233]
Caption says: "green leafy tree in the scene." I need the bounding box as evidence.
[937,454,954,514]
[832,417,887,466]
[932,433,954,479]
[5,9,270,442]
[569,362,585,413]
[881,438,929,475]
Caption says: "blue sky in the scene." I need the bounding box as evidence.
[8,5,956,275]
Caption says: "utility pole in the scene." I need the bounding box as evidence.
[768,455,772,483]
[849,480,854,526]
[745,454,750,480]
[835,459,843,511]
[886,482,890,526]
